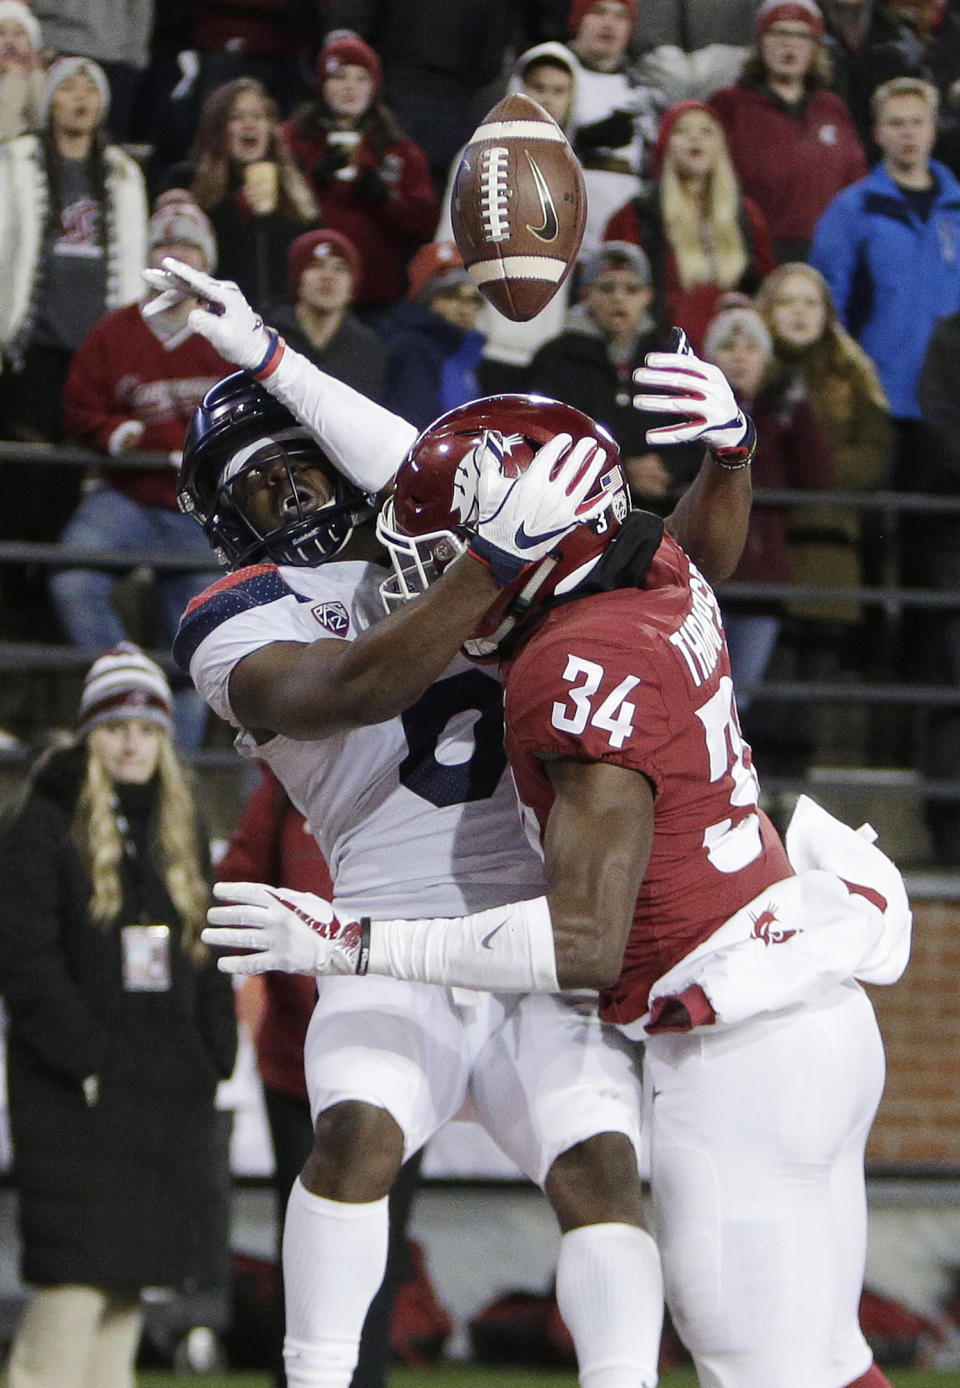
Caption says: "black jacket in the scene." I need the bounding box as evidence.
[267,302,387,405]
[0,745,237,1291]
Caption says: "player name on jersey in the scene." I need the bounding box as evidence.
[668,566,725,687]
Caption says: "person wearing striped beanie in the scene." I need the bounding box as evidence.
[76,642,174,745]
[0,636,237,1388]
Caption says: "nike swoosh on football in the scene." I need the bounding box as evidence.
[514,521,571,550]
[524,153,559,243]
[481,919,508,949]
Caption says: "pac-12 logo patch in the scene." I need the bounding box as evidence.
[311,601,350,635]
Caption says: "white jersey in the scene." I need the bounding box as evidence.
[174,559,546,919]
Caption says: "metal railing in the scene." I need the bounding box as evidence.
[0,445,957,787]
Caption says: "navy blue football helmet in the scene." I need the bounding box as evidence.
[178,372,377,568]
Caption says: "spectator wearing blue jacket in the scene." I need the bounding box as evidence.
[809,75,960,481]
[383,240,485,429]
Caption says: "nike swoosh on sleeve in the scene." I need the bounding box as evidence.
[481,919,508,949]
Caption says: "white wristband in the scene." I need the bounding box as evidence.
[366,895,559,992]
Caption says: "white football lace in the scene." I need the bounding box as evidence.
[479,147,510,243]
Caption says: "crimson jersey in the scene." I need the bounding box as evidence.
[503,533,792,1025]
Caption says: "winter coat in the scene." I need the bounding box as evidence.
[809,159,960,420]
[917,307,960,489]
[603,187,775,353]
[267,302,387,405]
[0,744,237,1291]
[383,301,484,430]
[709,78,867,257]
[0,134,148,367]
[217,766,328,1102]
[283,119,438,310]
[731,372,836,589]
[777,341,891,623]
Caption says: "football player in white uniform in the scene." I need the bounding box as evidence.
[150,258,752,1388]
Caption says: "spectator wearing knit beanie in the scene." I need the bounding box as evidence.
[266,227,387,402]
[283,29,438,321]
[0,0,43,141]
[50,187,231,750]
[709,0,867,260]
[604,98,775,352]
[0,35,149,649]
[0,628,236,1388]
[563,0,666,259]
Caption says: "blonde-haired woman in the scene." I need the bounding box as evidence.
[0,644,237,1388]
[160,75,320,310]
[604,100,775,352]
[757,260,891,624]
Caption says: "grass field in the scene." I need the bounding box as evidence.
[135,1367,960,1388]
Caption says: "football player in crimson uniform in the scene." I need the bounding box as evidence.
[176,259,910,1386]
[147,257,757,1388]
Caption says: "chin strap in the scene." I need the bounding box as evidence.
[463,553,561,658]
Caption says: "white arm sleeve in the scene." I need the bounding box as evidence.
[264,345,418,493]
[366,895,560,992]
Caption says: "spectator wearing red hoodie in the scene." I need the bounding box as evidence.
[49,192,231,748]
[710,0,868,261]
[284,31,438,325]
[604,99,775,351]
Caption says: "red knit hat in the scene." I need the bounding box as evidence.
[754,0,825,41]
[406,241,472,303]
[652,99,723,177]
[288,229,362,297]
[316,30,382,92]
[567,0,637,36]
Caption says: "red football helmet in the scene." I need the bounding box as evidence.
[376,395,630,656]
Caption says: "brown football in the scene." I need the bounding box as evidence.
[451,92,587,323]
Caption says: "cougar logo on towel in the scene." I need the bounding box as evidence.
[751,905,799,947]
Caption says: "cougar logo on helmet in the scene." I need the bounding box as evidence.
[376,394,628,656]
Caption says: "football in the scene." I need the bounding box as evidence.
[450,92,587,323]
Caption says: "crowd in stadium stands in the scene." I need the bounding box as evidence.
[0,0,955,823]
[0,2,956,1383]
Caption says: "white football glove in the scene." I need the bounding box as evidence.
[632,328,756,466]
[468,431,612,585]
[202,881,363,977]
[142,257,276,373]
